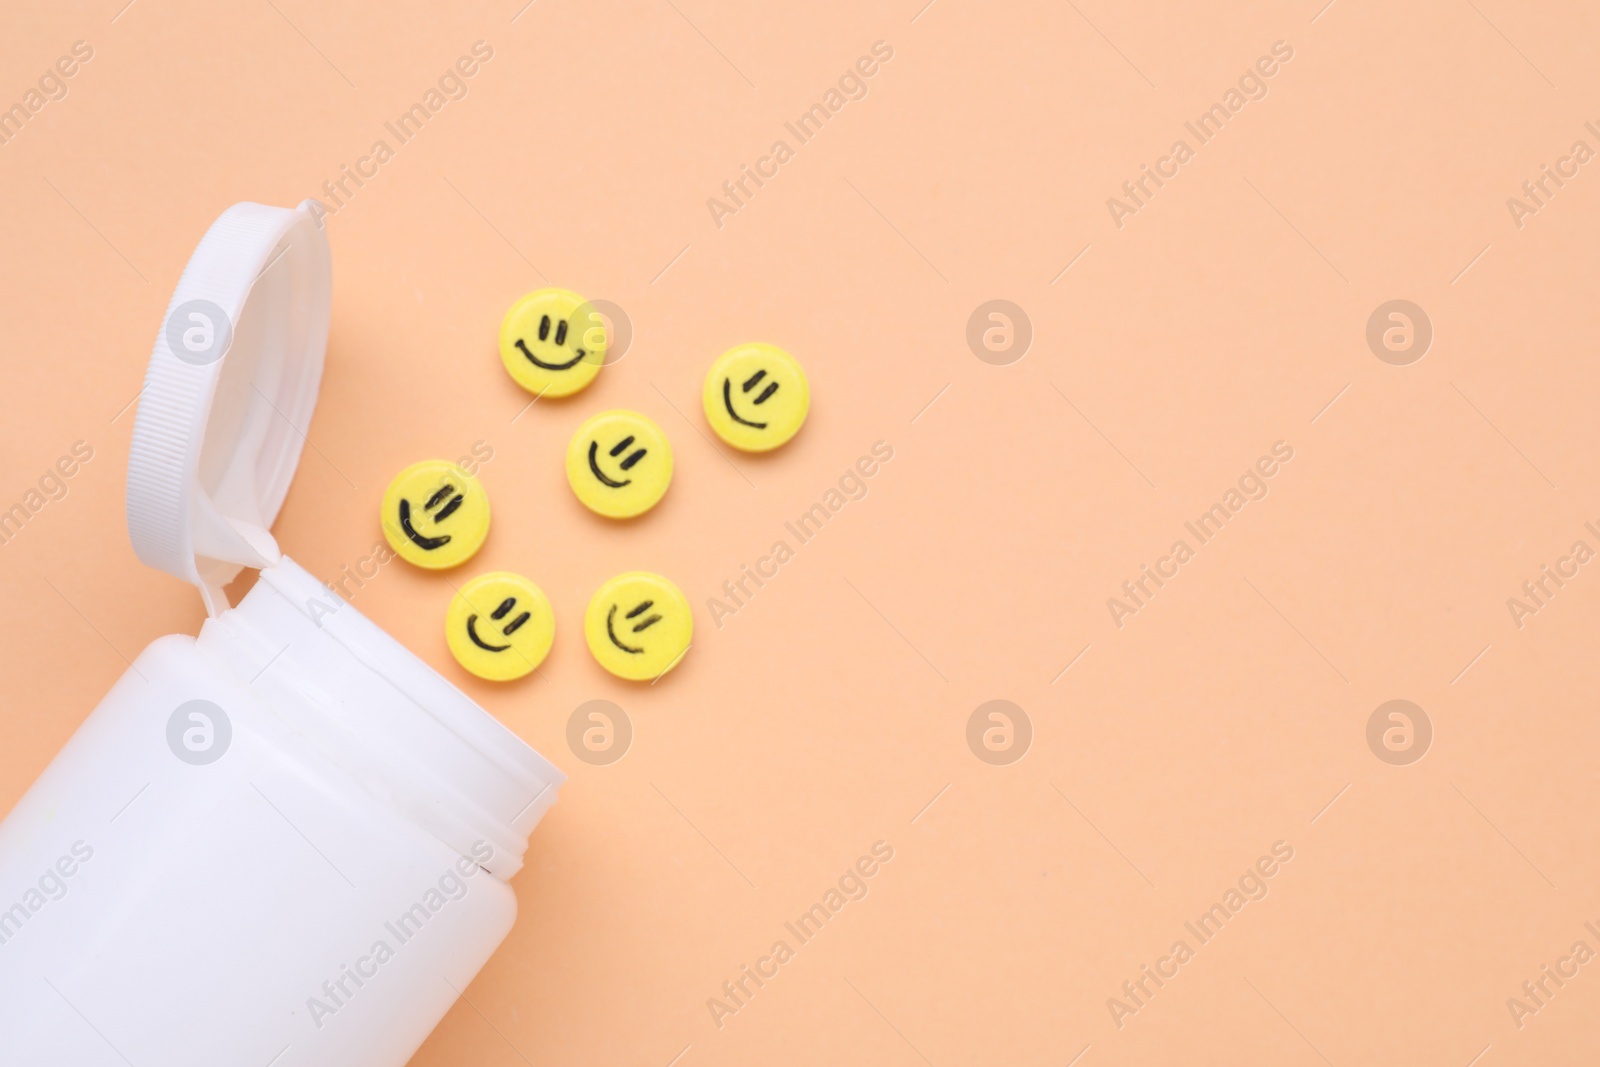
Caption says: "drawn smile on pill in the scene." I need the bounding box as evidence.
[466,596,532,653]
[587,435,648,489]
[606,600,662,654]
[722,369,779,429]
[514,314,587,371]
[398,483,464,551]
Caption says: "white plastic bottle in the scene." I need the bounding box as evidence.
[0,201,564,1066]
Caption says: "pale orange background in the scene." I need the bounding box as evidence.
[4,0,1600,1063]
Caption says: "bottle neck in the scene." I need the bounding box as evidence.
[194,556,563,879]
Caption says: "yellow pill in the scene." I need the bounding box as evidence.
[445,572,554,681]
[498,288,606,397]
[381,460,490,569]
[584,572,692,681]
[565,410,672,519]
[702,343,809,451]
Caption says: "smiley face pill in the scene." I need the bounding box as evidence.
[445,571,554,681]
[381,460,491,569]
[566,410,673,519]
[584,571,693,681]
[499,288,606,397]
[703,343,809,451]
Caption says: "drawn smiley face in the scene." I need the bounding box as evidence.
[565,410,673,518]
[584,571,693,680]
[498,288,607,397]
[380,460,491,569]
[703,343,809,451]
[445,572,554,681]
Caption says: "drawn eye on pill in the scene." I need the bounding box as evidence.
[585,572,692,681]
[703,343,809,452]
[566,410,672,519]
[381,460,491,570]
[498,288,606,397]
[446,572,554,681]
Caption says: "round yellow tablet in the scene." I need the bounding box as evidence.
[498,288,606,397]
[445,571,554,681]
[584,572,692,681]
[565,410,673,519]
[380,460,490,569]
[702,343,809,451]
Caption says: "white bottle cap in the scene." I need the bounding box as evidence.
[126,201,331,615]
